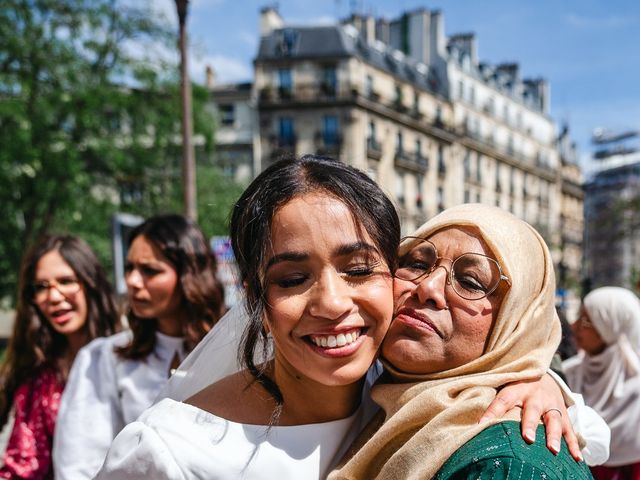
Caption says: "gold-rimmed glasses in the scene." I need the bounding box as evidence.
[395,237,511,301]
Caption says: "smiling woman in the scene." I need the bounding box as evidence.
[0,235,118,479]
[94,155,400,479]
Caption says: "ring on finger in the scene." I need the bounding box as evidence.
[542,407,563,418]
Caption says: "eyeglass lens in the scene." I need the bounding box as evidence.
[396,240,502,300]
[32,277,80,301]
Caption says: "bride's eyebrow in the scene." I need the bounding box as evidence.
[334,242,377,257]
[265,251,307,271]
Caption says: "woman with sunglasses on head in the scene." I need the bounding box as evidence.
[564,287,640,480]
[53,214,226,480]
[0,235,118,480]
[331,204,605,479]
[95,157,599,479]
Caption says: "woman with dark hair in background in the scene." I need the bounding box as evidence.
[0,235,118,479]
[53,214,225,480]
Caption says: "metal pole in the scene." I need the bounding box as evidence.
[176,0,197,220]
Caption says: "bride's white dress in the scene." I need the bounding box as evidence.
[95,397,370,479]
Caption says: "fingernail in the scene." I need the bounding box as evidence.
[551,440,561,454]
[524,429,535,443]
[478,415,489,424]
[576,452,583,462]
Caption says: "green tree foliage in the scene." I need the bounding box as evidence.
[0,1,245,303]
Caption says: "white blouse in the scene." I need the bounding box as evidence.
[53,330,186,480]
[95,398,366,480]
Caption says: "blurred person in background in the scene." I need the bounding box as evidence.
[53,214,225,480]
[0,235,118,479]
[564,287,640,480]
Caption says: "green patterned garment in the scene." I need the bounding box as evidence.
[435,421,593,480]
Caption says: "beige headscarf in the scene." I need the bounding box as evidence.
[563,287,640,467]
[330,203,561,480]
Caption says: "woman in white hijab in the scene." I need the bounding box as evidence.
[564,287,640,480]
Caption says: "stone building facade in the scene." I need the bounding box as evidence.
[208,7,584,290]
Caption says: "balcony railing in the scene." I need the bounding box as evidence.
[259,82,357,103]
[395,150,428,173]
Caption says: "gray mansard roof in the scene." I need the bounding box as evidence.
[256,24,444,95]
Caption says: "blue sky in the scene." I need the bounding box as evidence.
[158,0,640,169]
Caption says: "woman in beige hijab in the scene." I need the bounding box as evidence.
[331,203,594,479]
[564,287,640,480]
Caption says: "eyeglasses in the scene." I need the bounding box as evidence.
[31,277,81,303]
[395,237,511,301]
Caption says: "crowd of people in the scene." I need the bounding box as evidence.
[0,155,637,479]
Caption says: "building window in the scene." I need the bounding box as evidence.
[416,174,424,209]
[437,145,445,175]
[278,117,295,146]
[321,67,337,96]
[367,121,379,151]
[458,80,464,100]
[476,155,482,183]
[469,85,476,106]
[437,186,444,212]
[413,90,420,114]
[396,131,404,154]
[366,75,374,98]
[218,104,235,126]
[464,150,471,179]
[278,68,292,97]
[464,188,470,203]
[510,166,515,195]
[395,173,405,206]
[322,115,339,146]
[394,85,404,109]
[486,96,495,115]
[503,104,510,124]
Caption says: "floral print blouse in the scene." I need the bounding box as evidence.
[0,366,64,480]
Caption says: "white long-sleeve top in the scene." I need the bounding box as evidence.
[52,330,186,480]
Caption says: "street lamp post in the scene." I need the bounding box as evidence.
[175,0,197,220]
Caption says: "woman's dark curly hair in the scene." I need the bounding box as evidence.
[116,214,226,359]
[0,235,118,429]
[230,155,400,416]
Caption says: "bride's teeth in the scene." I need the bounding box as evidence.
[311,330,361,348]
